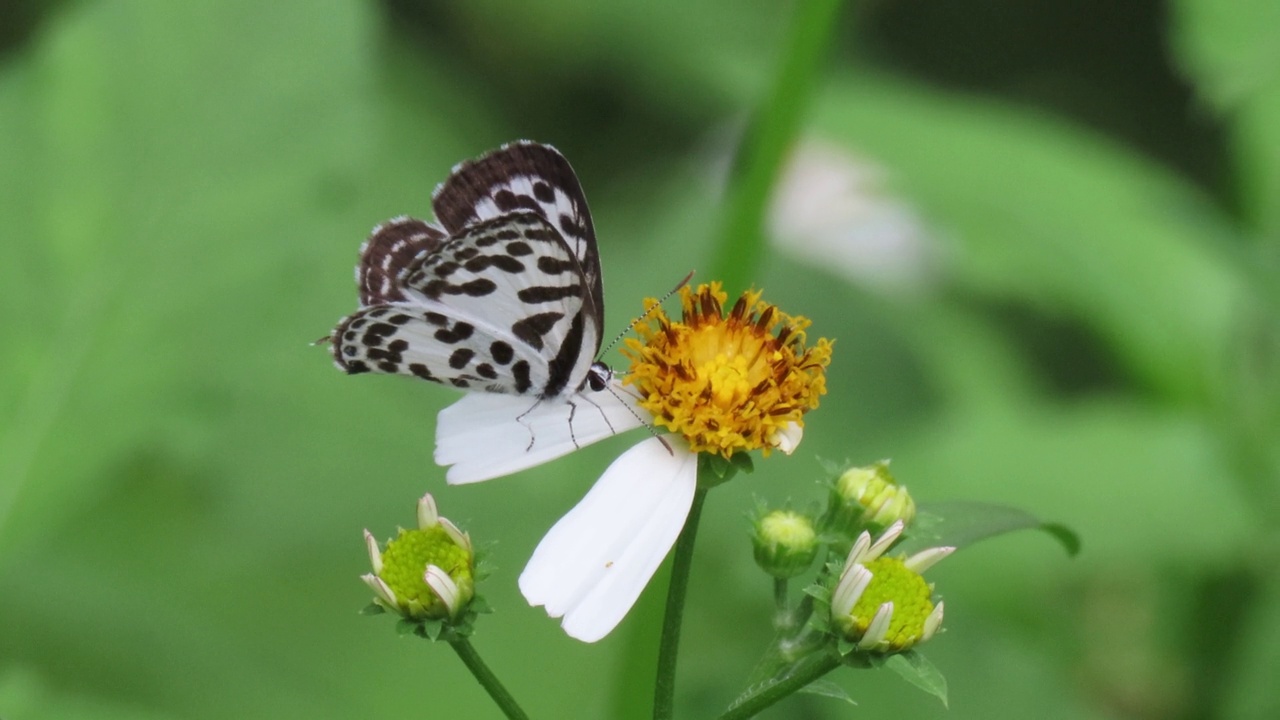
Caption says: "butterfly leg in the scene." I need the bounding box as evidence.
[515,398,546,452]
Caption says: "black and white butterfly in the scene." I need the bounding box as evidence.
[330,142,645,483]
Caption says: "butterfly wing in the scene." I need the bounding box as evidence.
[355,216,446,306]
[434,383,647,484]
[331,211,599,397]
[432,141,603,340]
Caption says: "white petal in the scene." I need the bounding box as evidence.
[923,601,945,641]
[771,421,803,455]
[416,493,439,529]
[424,565,460,616]
[844,529,873,567]
[363,530,383,574]
[362,573,398,608]
[831,563,872,618]
[519,436,698,642]
[435,381,647,484]
[904,546,955,574]
[866,520,905,561]
[858,601,894,651]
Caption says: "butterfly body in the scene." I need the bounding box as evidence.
[331,142,609,401]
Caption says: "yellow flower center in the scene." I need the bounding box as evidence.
[622,283,832,457]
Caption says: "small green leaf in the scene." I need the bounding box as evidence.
[883,650,948,707]
[394,619,418,636]
[421,619,444,641]
[359,603,385,616]
[730,452,756,474]
[901,501,1080,557]
[798,679,856,706]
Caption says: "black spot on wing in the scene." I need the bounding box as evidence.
[518,285,583,303]
[449,348,475,369]
[463,255,524,274]
[511,312,563,351]
[490,341,514,365]
[537,256,576,275]
[434,322,474,344]
[512,360,532,394]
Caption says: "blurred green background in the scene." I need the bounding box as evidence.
[2,0,1278,718]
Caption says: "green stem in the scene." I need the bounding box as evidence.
[773,577,791,631]
[708,0,847,293]
[718,651,842,720]
[652,485,711,720]
[449,638,530,720]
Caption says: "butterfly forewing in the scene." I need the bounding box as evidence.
[332,211,599,398]
[432,141,603,336]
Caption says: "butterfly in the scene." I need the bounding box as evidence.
[329,142,645,483]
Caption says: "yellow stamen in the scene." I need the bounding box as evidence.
[622,283,832,457]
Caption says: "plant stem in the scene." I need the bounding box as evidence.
[773,577,791,631]
[717,651,842,720]
[652,485,711,720]
[449,638,530,720]
[708,0,847,293]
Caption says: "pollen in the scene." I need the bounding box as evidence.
[622,283,832,457]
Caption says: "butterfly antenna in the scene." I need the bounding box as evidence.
[597,270,695,359]
[598,382,675,456]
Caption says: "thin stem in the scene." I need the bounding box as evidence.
[652,485,711,720]
[449,638,530,720]
[773,577,791,631]
[717,651,842,720]
[708,0,847,293]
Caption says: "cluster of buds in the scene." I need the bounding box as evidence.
[750,461,952,656]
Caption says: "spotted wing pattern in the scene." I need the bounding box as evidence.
[432,141,603,337]
[355,216,446,305]
[331,211,601,398]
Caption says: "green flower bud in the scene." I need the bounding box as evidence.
[822,460,916,537]
[752,509,819,579]
[362,494,475,621]
[829,521,951,654]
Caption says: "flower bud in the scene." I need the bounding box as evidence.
[362,494,475,621]
[752,509,819,579]
[822,460,916,537]
[829,521,951,654]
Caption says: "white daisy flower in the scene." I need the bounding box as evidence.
[436,283,832,641]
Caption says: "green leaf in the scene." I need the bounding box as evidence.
[882,651,948,707]
[359,603,385,616]
[797,679,856,706]
[902,501,1080,557]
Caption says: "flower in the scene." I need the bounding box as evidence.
[752,508,819,579]
[518,283,831,641]
[821,460,916,538]
[625,283,831,458]
[829,520,951,654]
[362,494,475,621]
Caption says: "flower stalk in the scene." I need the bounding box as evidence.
[652,484,711,720]
[449,638,530,720]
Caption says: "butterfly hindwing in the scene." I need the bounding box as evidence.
[356,217,446,306]
[331,211,600,398]
[431,141,603,336]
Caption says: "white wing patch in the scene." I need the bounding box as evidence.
[434,381,648,484]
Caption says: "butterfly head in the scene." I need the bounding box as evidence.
[585,361,612,392]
